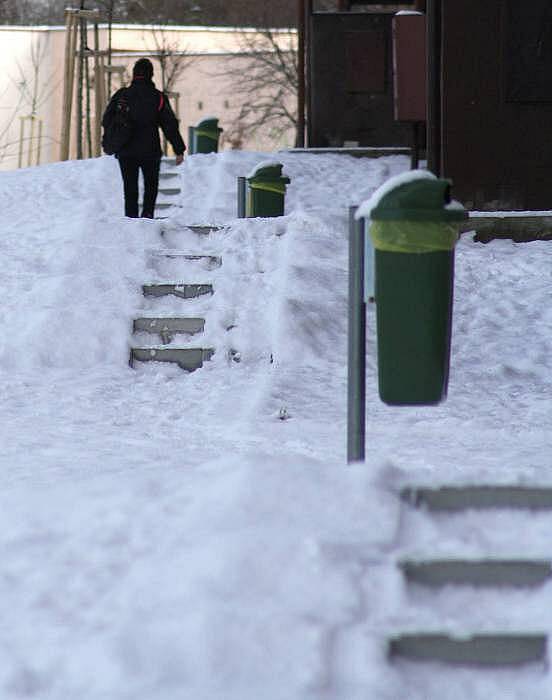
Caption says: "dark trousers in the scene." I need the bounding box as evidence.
[118,157,161,218]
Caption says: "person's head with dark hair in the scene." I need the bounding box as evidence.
[133,58,154,81]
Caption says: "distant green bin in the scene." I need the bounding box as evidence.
[191,117,223,154]
[369,176,467,405]
[246,162,290,217]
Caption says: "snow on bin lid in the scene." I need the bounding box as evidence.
[246,161,289,180]
[356,169,467,222]
[195,116,222,131]
[356,170,435,220]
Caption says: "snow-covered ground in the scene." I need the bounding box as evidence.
[1,150,552,698]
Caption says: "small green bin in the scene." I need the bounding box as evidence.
[193,117,223,154]
[369,175,467,405]
[246,162,290,217]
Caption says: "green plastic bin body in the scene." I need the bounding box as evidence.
[246,163,290,218]
[193,118,223,154]
[375,248,454,405]
[368,176,467,406]
[247,186,285,217]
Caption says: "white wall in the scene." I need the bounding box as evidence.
[0,24,297,170]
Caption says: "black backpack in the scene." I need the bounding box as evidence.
[102,90,132,155]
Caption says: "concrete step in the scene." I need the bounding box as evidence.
[154,202,177,210]
[283,146,412,159]
[160,224,225,236]
[133,317,205,343]
[151,251,222,268]
[460,214,552,243]
[400,559,552,588]
[130,346,214,371]
[159,172,179,180]
[187,225,224,235]
[401,486,552,512]
[388,633,547,667]
[142,283,213,299]
[158,188,181,196]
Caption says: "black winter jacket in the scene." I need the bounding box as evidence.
[102,78,186,159]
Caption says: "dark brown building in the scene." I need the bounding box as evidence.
[307,2,422,148]
[433,0,552,210]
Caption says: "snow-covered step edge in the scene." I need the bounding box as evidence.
[160,225,226,236]
[154,202,179,210]
[129,347,214,371]
[142,283,213,299]
[133,317,205,340]
[401,486,552,511]
[158,188,181,196]
[151,252,222,268]
[399,559,552,588]
[388,633,547,667]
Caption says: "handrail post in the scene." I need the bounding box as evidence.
[347,205,366,463]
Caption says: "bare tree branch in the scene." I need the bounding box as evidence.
[219,27,299,148]
[149,25,195,93]
[0,35,56,164]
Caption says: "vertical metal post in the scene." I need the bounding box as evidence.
[107,10,113,96]
[93,22,102,156]
[427,0,442,176]
[237,176,246,218]
[411,121,421,170]
[305,0,313,147]
[347,205,366,463]
[60,9,77,161]
[297,0,306,147]
[76,14,86,160]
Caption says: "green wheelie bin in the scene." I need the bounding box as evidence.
[368,174,467,405]
[192,117,223,154]
[246,162,290,217]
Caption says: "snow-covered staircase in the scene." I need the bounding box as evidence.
[130,161,221,371]
[388,484,552,671]
[130,241,220,371]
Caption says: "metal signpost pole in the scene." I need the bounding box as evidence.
[297,0,306,147]
[237,177,246,218]
[427,0,442,176]
[347,205,366,463]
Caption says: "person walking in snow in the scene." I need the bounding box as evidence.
[102,58,186,219]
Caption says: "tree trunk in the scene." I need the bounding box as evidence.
[85,52,92,158]
[76,11,85,159]
[107,7,113,95]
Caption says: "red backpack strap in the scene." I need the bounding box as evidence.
[158,92,164,111]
